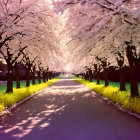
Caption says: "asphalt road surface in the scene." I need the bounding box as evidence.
[0,76,140,140]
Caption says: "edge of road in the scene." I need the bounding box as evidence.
[95,93,140,120]
[0,77,64,118]
[72,76,140,120]
[0,87,46,117]
[1,76,140,120]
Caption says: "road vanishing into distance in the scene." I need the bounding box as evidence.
[0,76,140,140]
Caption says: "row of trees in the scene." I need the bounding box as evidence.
[53,0,140,97]
[77,40,140,97]
[0,0,62,93]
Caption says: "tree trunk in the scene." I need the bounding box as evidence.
[49,72,52,79]
[82,73,83,79]
[48,72,50,79]
[86,72,88,80]
[87,72,89,81]
[104,68,109,87]
[53,72,55,78]
[89,70,92,82]
[26,67,30,87]
[84,73,86,80]
[97,71,100,85]
[32,71,36,85]
[119,67,126,91]
[38,71,41,83]
[126,45,139,97]
[43,71,46,83]
[51,72,53,79]
[46,72,48,81]
[92,72,95,80]
[6,64,13,93]
[129,66,139,97]
[15,65,20,89]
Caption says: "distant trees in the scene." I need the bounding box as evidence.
[0,0,61,92]
[53,0,140,97]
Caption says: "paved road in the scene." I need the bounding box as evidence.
[0,77,140,140]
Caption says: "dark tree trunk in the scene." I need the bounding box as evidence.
[43,71,46,83]
[32,71,36,85]
[87,71,89,81]
[49,72,52,79]
[15,65,20,89]
[119,67,126,91]
[46,72,48,81]
[26,67,30,87]
[89,70,92,82]
[51,72,53,79]
[48,72,50,79]
[82,73,84,79]
[84,73,86,80]
[53,72,55,78]
[104,68,109,87]
[38,71,41,83]
[6,64,13,93]
[129,66,139,97]
[125,43,139,97]
[83,74,85,79]
[86,72,88,80]
[97,71,100,85]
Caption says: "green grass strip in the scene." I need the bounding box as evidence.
[73,76,140,114]
[0,79,51,92]
[91,79,140,94]
[0,75,63,114]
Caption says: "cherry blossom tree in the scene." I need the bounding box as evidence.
[0,0,140,97]
[53,0,140,96]
[0,0,62,92]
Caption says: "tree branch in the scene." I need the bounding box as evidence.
[95,1,114,11]
[104,0,115,5]
[12,46,28,64]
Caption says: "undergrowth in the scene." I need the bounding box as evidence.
[73,76,140,114]
[0,75,63,114]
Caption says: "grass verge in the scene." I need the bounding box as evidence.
[73,76,140,114]
[0,75,63,114]
[0,79,46,92]
[91,79,140,95]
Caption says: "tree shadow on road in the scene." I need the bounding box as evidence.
[0,78,140,140]
[0,85,97,140]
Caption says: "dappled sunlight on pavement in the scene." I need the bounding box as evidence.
[0,76,140,140]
